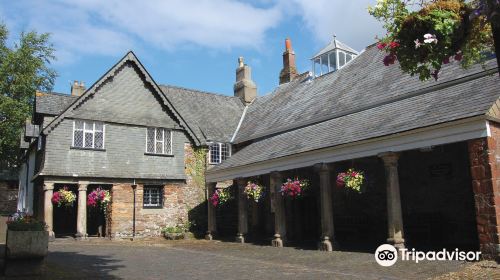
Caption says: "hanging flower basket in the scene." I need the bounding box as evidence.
[87,187,111,210]
[244,181,265,203]
[51,187,76,208]
[280,178,310,198]
[369,0,493,80]
[336,169,365,193]
[210,187,232,207]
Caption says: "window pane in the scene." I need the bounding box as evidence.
[74,130,83,147]
[75,120,84,130]
[84,121,93,132]
[346,54,352,63]
[95,122,103,132]
[339,52,346,67]
[146,128,155,153]
[84,132,93,148]
[143,187,162,207]
[210,144,220,164]
[221,143,229,160]
[95,132,103,149]
[156,141,163,154]
[314,58,321,77]
[164,130,172,154]
[321,54,329,74]
[329,53,337,71]
[156,128,163,141]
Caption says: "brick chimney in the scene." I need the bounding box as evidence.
[279,38,298,84]
[71,81,86,96]
[233,57,257,105]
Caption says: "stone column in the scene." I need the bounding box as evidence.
[236,178,248,243]
[205,182,217,240]
[379,152,405,249]
[315,163,335,251]
[43,182,55,239]
[270,171,286,247]
[76,182,89,239]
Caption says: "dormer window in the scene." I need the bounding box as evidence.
[208,143,231,164]
[312,36,358,77]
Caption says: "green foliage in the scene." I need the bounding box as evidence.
[7,214,47,231]
[0,24,57,169]
[185,146,207,188]
[369,0,494,80]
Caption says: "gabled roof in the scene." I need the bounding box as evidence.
[211,45,499,173]
[160,85,244,144]
[41,51,201,145]
[35,92,78,115]
[312,37,359,59]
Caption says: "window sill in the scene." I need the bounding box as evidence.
[144,153,174,157]
[71,147,106,151]
[143,206,163,209]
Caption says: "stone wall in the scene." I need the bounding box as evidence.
[0,181,18,214]
[468,121,500,259]
[110,143,208,238]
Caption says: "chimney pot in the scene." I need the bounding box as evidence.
[279,38,298,85]
[71,80,86,96]
[233,57,257,105]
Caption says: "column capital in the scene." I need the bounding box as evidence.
[43,182,54,191]
[314,163,331,173]
[270,171,283,180]
[78,182,89,191]
[378,152,399,166]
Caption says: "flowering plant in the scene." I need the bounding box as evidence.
[336,169,365,193]
[51,187,76,207]
[369,0,494,81]
[6,211,47,231]
[87,187,111,210]
[280,178,310,198]
[210,187,232,207]
[244,181,265,203]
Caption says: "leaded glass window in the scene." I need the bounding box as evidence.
[146,128,172,155]
[209,143,231,164]
[143,186,163,208]
[72,120,105,149]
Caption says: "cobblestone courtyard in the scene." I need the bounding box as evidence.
[5,238,496,279]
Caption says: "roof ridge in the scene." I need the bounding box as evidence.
[235,67,498,144]
[39,91,74,97]
[160,84,236,99]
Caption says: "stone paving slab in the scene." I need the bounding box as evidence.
[1,238,498,279]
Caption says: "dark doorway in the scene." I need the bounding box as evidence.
[53,184,78,237]
[87,185,112,237]
[399,142,479,251]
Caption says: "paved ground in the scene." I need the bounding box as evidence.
[2,238,496,280]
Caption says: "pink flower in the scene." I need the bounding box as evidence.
[414,39,422,49]
[389,42,399,49]
[454,52,463,61]
[377,42,387,50]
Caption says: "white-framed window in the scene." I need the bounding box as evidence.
[143,186,163,208]
[146,127,172,155]
[72,120,105,149]
[208,142,231,164]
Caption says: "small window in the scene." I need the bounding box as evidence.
[143,186,163,208]
[209,143,231,164]
[72,120,105,149]
[339,52,346,68]
[328,52,337,72]
[146,128,172,155]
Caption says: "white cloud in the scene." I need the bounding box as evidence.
[282,0,385,51]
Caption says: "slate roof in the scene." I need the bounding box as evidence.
[312,37,359,58]
[211,45,499,171]
[35,92,78,115]
[160,85,245,143]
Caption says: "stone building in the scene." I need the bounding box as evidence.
[206,37,500,259]
[18,52,243,238]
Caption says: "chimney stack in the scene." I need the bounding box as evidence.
[279,38,298,84]
[71,81,86,96]
[233,57,257,105]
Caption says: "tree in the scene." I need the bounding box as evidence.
[0,24,56,169]
[368,0,500,80]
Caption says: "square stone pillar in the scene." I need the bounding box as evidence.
[315,163,336,251]
[43,182,55,240]
[270,171,286,247]
[379,152,405,249]
[76,182,89,239]
[236,178,248,243]
[205,182,217,240]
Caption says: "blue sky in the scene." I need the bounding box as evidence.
[1,0,384,96]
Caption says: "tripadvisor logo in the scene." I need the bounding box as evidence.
[374,244,481,267]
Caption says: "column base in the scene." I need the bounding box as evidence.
[387,237,405,249]
[271,234,283,247]
[75,232,88,240]
[235,233,245,243]
[48,231,55,242]
[205,231,213,240]
[318,236,335,251]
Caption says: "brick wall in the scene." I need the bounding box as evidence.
[468,121,500,259]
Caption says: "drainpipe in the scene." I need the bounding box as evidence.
[132,183,137,240]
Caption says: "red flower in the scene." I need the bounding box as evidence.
[377,42,387,50]
[454,52,463,61]
[389,41,399,49]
